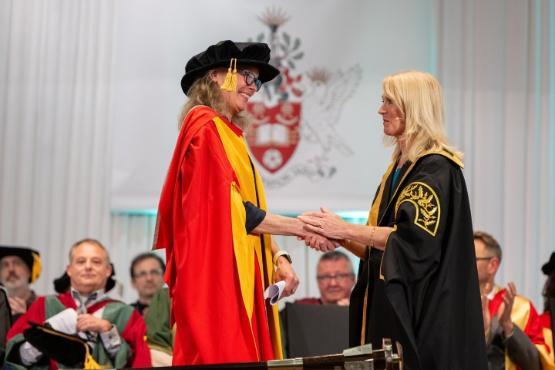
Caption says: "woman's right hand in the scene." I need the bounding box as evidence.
[300,232,338,252]
[298,207,348,240]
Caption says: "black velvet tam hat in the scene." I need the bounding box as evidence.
[24,323,100,368]
[180,40,280,95]
[542,252,555,275]
[0,245,41,283]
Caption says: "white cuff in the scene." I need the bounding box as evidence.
[19,341,42,366]
[273,250,292,266]
[99,325,121,357]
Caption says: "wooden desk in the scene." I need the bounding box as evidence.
[128,344,402,370]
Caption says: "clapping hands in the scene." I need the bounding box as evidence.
[498,282,516,337]
[480,281,516,342]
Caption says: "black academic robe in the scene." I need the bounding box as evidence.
[349,150,488,370]
[0,289,11,367]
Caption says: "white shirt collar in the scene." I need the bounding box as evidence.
[70,287,106,309]
[486,285,501,300]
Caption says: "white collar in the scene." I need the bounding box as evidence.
[486,285,501,300]
[70,287,106,307]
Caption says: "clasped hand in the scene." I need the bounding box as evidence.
[298,207,346,251]
[76,313,112,333]
[8,296,28,316]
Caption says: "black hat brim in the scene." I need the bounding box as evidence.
[542,252,555,275]
[181,59,279,96]
[0,246,40,281]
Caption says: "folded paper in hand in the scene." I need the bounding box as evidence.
[45,307,93,341]
[264,280,286,305]
[45,308,77,335]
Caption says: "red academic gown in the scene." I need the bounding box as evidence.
[489,288,552,370]
[154,106,282,365]
[5,292,151,369]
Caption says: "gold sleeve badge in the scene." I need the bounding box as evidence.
[395,182,440,236]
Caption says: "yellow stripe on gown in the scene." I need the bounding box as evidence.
[214,116,283,359]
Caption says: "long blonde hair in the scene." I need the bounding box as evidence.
[382,70,462,163]
[178,72,250,130]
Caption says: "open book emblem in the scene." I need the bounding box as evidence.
[246,101,301,173]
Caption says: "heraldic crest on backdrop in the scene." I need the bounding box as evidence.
[246,7,362,188]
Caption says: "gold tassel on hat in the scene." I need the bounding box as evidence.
[31,252,42,283]
[84,352,102,369]
[83,337,103,369]
[220,58,237,92]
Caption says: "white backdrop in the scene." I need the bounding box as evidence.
[0,0,115,297]
[437,0,555,302]
[110,0,436,213]
[0,0,554,307]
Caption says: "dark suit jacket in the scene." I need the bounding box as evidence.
[0,288,12,366]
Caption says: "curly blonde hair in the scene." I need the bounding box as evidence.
[382,70,462,163]
[178,71,251,130]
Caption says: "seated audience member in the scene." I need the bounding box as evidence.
[4,238,151,369]
[540,252,555,367]
[0,246,41,323]
[130,252,165,316]
[474,231,548,370]
[130,253,171,365]
[296,251,355,306]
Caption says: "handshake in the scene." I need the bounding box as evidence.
[270,207,352,298]
[296,207,349,252]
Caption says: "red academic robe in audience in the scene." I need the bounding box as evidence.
[5,292,151,369]
[490,288,553,370]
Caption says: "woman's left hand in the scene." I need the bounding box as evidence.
[298,207,348,240]
[275,257,300,297]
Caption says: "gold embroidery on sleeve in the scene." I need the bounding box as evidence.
[395,182,440,236]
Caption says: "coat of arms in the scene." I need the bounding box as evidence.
[247,7,362,186]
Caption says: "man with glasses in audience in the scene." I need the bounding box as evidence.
[474,230,550,370]
[129,253,173,366]
[129,252,166,316]
[297,251,355,306]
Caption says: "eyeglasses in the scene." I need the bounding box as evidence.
[317,273,354,283]
[240,70,262,91]
[133,268,163,279]
[475,256,494,261]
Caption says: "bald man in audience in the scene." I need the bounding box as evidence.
[296,251,355,305]
[5,238,151,369]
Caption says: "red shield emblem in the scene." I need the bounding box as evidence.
[246,101,301,173]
